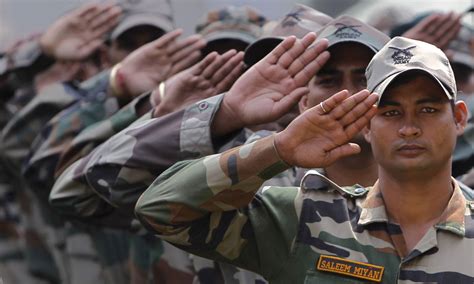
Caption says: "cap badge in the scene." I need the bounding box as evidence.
[389,46,416,64]
[333,24,361,39]
[281,8,304,27]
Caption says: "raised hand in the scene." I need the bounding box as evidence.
[40,3,122,60]
[152,50,244,117]
[402,12,462,50]
[275,89,378,168]
[114,30,206,99]
[213,33,330,135]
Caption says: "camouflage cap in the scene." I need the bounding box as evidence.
[110,0,175,40]
[447,24,474,68]
[317,15,390,53]
[366,36,457,104]
[243,4,332,67]
[196,6,266,45]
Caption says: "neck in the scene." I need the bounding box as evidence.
[325,149,378,187]
[378,165,453,225]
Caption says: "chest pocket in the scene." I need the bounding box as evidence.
[304,269,372,283]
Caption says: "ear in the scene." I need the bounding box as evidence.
[454,100,468,136]
[298,93,309,113]
[97,44,112,70]
[363,124,372,143]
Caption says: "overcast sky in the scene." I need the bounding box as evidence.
[0,0,472,50]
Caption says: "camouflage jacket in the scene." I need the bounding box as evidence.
[135,135,474,284]
[453,95,474,178]
[50,94,296,225]
[0,70,111,182]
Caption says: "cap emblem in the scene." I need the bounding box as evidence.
[389,46,416,64]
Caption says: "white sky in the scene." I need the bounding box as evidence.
[0,0,472,50]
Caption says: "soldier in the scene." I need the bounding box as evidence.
[135,35,474,282]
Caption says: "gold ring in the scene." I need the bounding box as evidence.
[319,101,328,114]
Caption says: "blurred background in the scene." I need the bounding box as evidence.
[0,0,472,50]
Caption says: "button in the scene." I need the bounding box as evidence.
[354,187,364,194]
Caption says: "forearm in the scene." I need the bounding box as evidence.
[135,134,289,234]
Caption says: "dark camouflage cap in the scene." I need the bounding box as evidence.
[367,37,457,104]
[196,6,267,45]
[317,15,390,53]
[244,4,332,67]
[111,0,175,40]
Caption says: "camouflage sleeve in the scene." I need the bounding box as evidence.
[74,94,227,215]
[0,70,110,181]
[135,135,299,277]
[56,92,153,176]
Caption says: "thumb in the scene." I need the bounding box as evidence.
[273,87,308,117]
[326,143,361,163]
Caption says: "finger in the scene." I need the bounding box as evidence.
[203,50,237,82]
[329,90,371,120]
[272,87,309,118]
[77,39,103,58]
[215,60,244,93]
[263,36,297,65]
[153,29,183,49]
[326,143,362,163]
[293,50,330,86]
[405,14,440,37]
[75,3,100,22]
[191,52,219,75]
[343,104,377,139]
[313,89,351,115]
[211,51,244,86]
[169,50,202,76]
[436,13,462,49]
[169,34,204,52]
[277,33,317,69]
[422,13,447,37]
[169,37,206,63]
[89,5,122,31]
[338,93,379,126]
[287,38,329,76]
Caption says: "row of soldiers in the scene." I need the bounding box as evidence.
[0,0,473,283]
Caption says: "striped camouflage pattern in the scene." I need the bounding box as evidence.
[51,94,278,283]
[453,95,474,179]
[136,135,474,283]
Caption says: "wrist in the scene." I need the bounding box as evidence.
[211,94,244,136]
[109,63,132,102]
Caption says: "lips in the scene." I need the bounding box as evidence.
[396,144,426,156]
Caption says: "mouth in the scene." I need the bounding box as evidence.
[396,144,426,157]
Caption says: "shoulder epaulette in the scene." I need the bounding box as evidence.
[300,170,369,198]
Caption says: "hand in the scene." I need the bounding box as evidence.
[213,33,330,135]
[275,90,378,168]
[402,12,462,50]
[40,3,122,60]
[115,30,206,98]
[34,61,82,92]
[152,50,244,117]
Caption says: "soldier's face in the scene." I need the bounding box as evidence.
[365,72,467,178]
[301,42,373,111]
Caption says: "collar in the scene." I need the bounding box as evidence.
[358,178,467,237]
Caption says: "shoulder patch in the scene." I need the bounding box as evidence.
[300,170,368,198]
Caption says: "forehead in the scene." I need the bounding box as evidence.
[318,42,374,73]
[380,72,449,104]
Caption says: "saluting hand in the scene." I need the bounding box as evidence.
[40,3,122,60]
[115,29,206,99]
[213,33,330,135]
[275,89,378,168]
[152,50,244,117]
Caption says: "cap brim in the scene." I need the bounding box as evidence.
[327,38,380,53]
[373,68,454,105]
[204,31,258,45]
[111,14,173,40]
[243,37,283,67]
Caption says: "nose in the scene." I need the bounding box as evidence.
[398,116,421,138]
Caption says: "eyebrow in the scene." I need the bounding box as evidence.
[379,97,446,107]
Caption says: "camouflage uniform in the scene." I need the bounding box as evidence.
[51,93,298,283]
[135,135,474,283]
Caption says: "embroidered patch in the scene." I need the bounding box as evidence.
[316,255,384,282]
[333,23,362,39]
[389,46,416,64]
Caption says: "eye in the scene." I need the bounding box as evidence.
[421,107,437,113]
[382,109,400,117]
[314,77,338,87]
